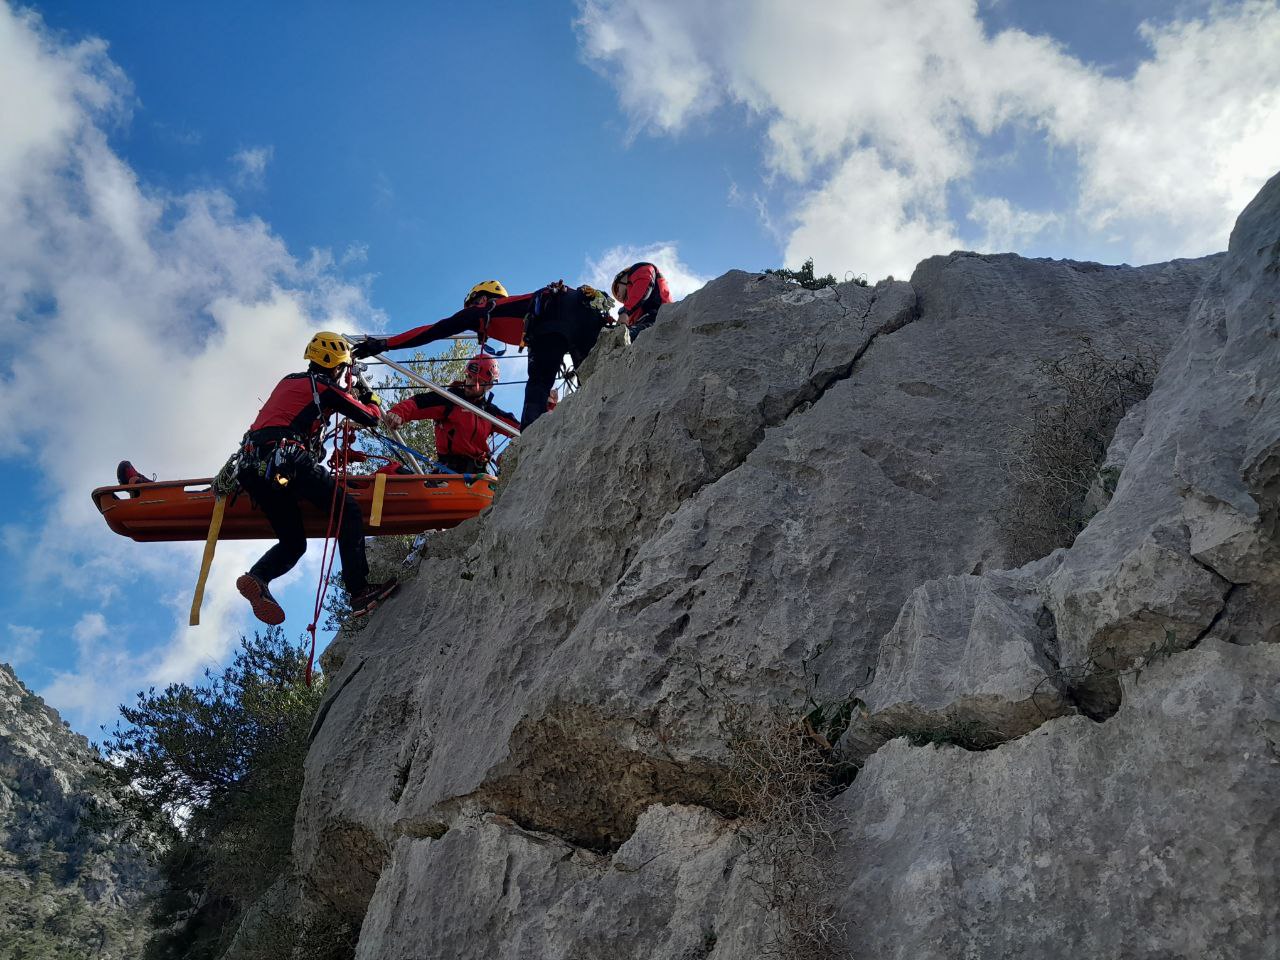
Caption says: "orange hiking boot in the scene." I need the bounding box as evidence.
[349,580,398,619]
[237,573,285,625]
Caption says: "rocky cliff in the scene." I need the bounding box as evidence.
[286,172,1279,959]
[0,664,154,959]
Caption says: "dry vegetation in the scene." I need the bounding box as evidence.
[1004,337,1157,565]
[718,700,850,960]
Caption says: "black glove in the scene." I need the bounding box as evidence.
[351,336,388,360]
[357,388,381,407]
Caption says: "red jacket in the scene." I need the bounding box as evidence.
[388,383,519,462]
[248,371,381,447]
[382,284,606,351]
[387,294,534,350]
[619,262,671,326]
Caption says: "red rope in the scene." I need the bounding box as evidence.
[304,412,354,688]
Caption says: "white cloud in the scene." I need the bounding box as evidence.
[0,8,380,728]
[1068,4,1280,261]
[72,612,108,648]
[967,195,1060,253]
[787,150,963,283]
[577,0,1280,275]
[580,241,711,305]
[576,1,724,135]
[232,145,273,188]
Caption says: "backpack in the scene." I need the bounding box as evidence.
[618,262,670,320]
[524,281,617,344]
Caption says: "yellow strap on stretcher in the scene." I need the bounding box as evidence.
[370,472,388,527]
[189,494,227,626]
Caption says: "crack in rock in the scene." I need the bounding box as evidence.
[428,702,740,853]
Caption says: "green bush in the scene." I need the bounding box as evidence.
[764,258,867,289]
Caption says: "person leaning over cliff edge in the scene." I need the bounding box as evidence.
[380,353,520,475]
[352,279,608,429]
[611,261,671,341]
[235,332,398,625]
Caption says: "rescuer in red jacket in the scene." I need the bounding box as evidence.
[235,332,396,625]
[352,280,607,429]
[611,262,671,340]
[380,354,520,475]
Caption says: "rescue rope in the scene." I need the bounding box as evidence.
[304,421,353,687]
[367,431,452,475]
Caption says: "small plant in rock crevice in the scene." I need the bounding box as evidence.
[715,698,851,960]
[1003,336,1157,566]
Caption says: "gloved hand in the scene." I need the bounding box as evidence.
[381,410,404,431]
[358,389,381,407]
[351,336,388,360]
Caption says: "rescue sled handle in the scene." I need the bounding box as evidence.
[368,350,522,439]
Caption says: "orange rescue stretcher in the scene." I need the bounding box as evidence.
[92,472,496,543]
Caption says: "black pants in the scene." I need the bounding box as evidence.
[627,312,657,340]
[240,462,368,595]
[522,327,602,428]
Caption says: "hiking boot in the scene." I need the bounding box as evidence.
[348,579,398,619]
[236,573,285,626]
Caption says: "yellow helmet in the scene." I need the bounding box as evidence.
[303,332,352,369]
[465,280,508,306]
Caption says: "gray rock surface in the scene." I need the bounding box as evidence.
[0,663,155,958]
[838,640,1280,960]
[355,803,761,960]
[280,172,1280,959]
[1045,170,1280,711]
[840,565,1072,759]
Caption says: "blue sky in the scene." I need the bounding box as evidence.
[1,0,1277,736]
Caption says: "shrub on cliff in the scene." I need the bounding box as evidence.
[764,257,868,289]
[1003,337,1156,564]
[107,630,324,960]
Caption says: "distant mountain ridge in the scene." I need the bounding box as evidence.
[0,662,154,959]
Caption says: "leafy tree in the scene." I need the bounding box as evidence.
[105,630,325,960]
[356,341,472,471]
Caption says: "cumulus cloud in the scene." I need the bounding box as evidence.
[578,0,1280,275]
[232,145,273,188]
[0,7,378,728]
[966,195,1061,254]
[72,612,108,647]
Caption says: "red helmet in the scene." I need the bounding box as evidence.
[465,354,499,387]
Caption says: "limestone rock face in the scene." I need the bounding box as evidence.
[839,562,1073,759]
[287,172,1280,959]
[0,663,155,958]
[355,804,760,960]
[838,641,1280,960]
